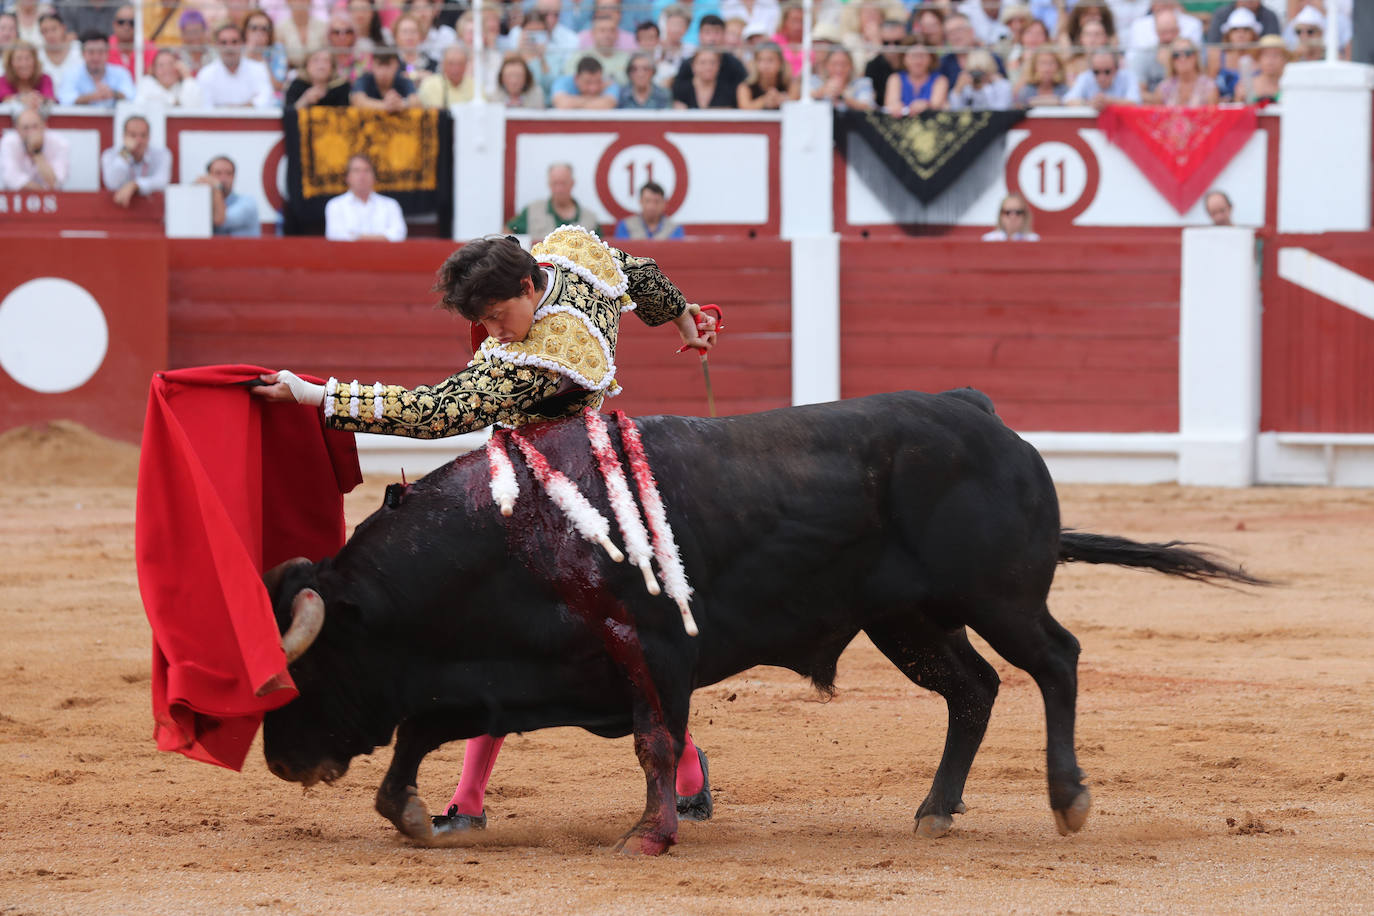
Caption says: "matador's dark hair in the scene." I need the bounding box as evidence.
[434,236,547,321]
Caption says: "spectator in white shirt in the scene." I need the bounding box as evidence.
[196,23,275,109]
[136,48,205,107]
[1124,0,1202,53]
[1,105,68,190]
[325,154,407,243]
[101,115,171,208]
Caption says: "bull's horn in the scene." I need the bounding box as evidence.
[262,556,312,595]
[281,588,325,662]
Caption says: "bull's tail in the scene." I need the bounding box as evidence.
[1058,530,1271,586]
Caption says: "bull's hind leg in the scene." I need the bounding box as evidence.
[375,713,474,847]
[973,604,1091,835]
[865,619,1000,838]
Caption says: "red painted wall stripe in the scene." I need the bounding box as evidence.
[839,237,1182,433]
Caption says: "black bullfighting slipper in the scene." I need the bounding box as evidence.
[431,805,487,831]
[676,747,713,822]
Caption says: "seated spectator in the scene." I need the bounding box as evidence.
[576,3,635,52]
[842,0,890,77]
[243,11,289,96]
[1012,16,1052,76]
[12,0,40,46]
[326,13,367,84]
[1012,46,1067,106]
[505,161,604,240]
[615,180,684,240]
[552,55,619,109]
[619,52,672,108]
[136,48,204,106]
[278,0,328,70]
[994,4,1035,66]
[949,48,1013,109]
[673,47,739,109]
[1,105,67,190]
[1238,34,1286,104]
[100,115,169,207]
[393,14,437,81]
[1062,2,1117,58]
[772,2,805,75]
[655,5,695,88]
[285,47,352,108]
[196,155,260,237]
[1063,15,1113,84]
[884,37,948,115]
[405,0,459,61]
[1134,7,1179,101]
[196,24,274,109]
[509,0,581,80]
[679,14,749,87]
[325,154,407,242]
[175,10,216,76]
[722,16,749,62]
[1155,38,1216,105]
[58,30,135,107]
[809,46,873,110]
[1213,7,1260,101]
[863,18,906,101]
[107,5,156,75]
[38,13,82,85]
[492,53,547,108]
[1204,0,1279,44]
[0,41,56,107]
[1063,49,1139,108]
[348,0,389,56]
[635,19,661,56]
[1286,6,1333,61]
[55,0,116,40]
[418,44,475,107]
[739,41,796,109]
[455,7,505,94]
[1125,1,1203,80]
[982,193,1039,241]
[565,9,630,84]
[911,5,944,46]
[939,13,1006,86]
[1204,189,1232,226]
[351,47,420,110]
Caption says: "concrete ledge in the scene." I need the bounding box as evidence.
[1258,432,1374,486]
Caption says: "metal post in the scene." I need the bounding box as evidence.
[473,0,486,102]
[133,0,145,82]
[1326,2,1338,62]
[800,0,812,102]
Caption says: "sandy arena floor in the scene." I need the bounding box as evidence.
[1,423,1371,914]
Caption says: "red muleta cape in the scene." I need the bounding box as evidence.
[135,365,362,770]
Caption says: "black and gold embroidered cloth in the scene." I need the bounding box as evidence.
[282,108,453,236]
[834,109,1025,205]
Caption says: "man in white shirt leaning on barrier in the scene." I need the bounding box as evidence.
[324,154,407,243]
[100,115,171,207]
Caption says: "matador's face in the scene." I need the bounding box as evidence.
[479,276,540,345]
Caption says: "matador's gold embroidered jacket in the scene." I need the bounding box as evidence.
[322,225,688,439]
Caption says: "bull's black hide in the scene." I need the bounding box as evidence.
[260,389,1261,853]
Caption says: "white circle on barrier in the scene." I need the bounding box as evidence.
[603,144,678,215]
[1016,141,1089,213]
[0,278,109,393]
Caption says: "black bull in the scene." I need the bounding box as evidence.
[261,389,1262,854]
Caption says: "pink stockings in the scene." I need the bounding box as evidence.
[446,731,704,816]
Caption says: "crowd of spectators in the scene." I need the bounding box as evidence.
[0,0,1353,116]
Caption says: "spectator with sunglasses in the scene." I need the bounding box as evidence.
[983,194,1039,242]
[1064,49,1139,109]
[1155,38,1216,105]
[325,13,368,83]
[108,5,157,74]
[1203,0,1279,43]
[1284,3,1350,58]
[242,10,288,95]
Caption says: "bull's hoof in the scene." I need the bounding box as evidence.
[617,831,676,856]
[676,747,713,822]
[915,813,955,838]
[432,805,487,833]
[1052,788,1092,836]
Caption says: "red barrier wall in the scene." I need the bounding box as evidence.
[167,239,791,420]
[839,237,1182,432]
[1261,232,1374,433]
[0,237,168,442]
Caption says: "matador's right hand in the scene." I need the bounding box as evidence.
[250,370,325,406]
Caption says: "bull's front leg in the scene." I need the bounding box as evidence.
[376,713,473,847]
[614,702,682,856]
